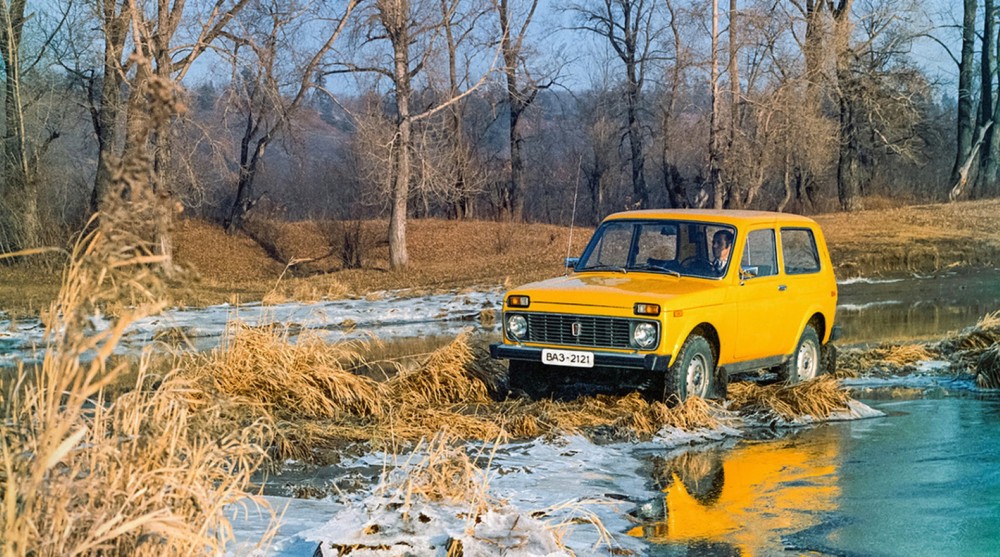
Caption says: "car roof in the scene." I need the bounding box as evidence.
[602,209,818,227]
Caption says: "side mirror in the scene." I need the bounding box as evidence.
[739,266,759,280]
[565,257,579,269]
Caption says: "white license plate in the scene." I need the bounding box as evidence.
[541,349,594,368]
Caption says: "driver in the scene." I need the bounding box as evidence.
[711,230,733,274]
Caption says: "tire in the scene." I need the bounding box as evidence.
[665,335,715,403]
[507,360,553,399]
[821,342,838,375]
[780,325,821,383]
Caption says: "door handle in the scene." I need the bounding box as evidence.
[778,284,787,291]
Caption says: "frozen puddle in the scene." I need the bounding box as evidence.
[0,288,504,365]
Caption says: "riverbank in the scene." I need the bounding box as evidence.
[1,198,998,317]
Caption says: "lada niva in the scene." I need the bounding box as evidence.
[489,210,839,401]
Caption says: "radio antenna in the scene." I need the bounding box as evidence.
[565,154,583,275]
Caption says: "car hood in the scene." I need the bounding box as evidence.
[508,272,726,311]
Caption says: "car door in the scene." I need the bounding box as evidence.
[777,226,826,348]
[735,227,798,362]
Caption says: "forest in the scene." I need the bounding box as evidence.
[0,0,991,269]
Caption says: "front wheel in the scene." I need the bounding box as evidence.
[780,325,821,383]
[665,335,715,403]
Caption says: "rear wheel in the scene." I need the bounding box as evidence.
[665,335,715,402]
[780,325,821,383]
[507,360,553,399]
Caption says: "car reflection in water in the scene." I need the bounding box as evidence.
[630,428,841,556]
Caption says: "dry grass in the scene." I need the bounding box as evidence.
[815,199,1000,276]
[1,226,275,555]
[728,376,852,421]
[837,342,939,377]
[503,392,721,441]
[0,71,278,556]
[977,310,1000,330]
[386,431,498,512]
[383,331,490,407]
[171,324,740,459]
[878,344,937,366]
[936,310,1000,368]
[188,323,381,419]
[976,344,1000,389]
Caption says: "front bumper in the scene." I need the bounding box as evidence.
[490,343,671,372]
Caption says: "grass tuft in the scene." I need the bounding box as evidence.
[976,344,1000,389]
[728,376,851,421]
[384,331,490,407]
[188,323,381,419]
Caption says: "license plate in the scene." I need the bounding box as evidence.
[541,349,594,368]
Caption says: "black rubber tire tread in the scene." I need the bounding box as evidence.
[507,360,552,399]
[665,335,715,403]
[779,325,821,383]
[821,342,838,375]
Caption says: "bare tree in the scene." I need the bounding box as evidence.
[951,0,977,190]
[655,0,692,208]
[494,0,553,220]
[708,0,721,207]
[68,0,249,222]
[0,0,68,252]
[338,0,493,269]
[436,0,486,219]
[977,0,1000,197]
[221,0,358,233]
[571,0,662,209]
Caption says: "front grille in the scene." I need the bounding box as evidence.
[513,313,651,350]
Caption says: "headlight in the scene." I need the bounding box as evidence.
[507,314,527,339]
[632,322,657,349]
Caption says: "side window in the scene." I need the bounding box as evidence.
[782,228,821,274]
[740,229,777,278]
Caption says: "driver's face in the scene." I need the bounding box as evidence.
[712,237,730,261]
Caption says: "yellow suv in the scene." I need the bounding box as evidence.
[490,210,838,401]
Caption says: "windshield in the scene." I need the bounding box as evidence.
[575,219,737,279]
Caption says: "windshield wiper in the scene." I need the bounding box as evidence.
[579,264,628,274]
[633,263,681,278]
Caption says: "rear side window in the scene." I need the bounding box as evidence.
[782,228,821,274]
[741,229,777,278]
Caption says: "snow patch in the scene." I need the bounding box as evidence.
[307,501,570,557]
[837,300,903,311]
[838,277,905,285]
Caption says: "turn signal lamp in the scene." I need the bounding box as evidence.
[634,303,661,316]
[507,295,530,308]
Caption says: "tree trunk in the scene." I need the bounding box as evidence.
[833,0,858,211]
[499,0,540,220]
[91,0,130,213]
[725,0,740,208]
[0,0,40,251]
[952,0,978,186]
[709,0,722,208]
[837,90,860,210]
[622,0,647,208]
[979,0,999,197]
[386,1,412,270]
[388,115,411,269]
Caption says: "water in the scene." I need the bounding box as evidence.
[835,268,1000,344]
[633,395,1000,556]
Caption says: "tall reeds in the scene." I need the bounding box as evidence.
[1,67,275,556]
